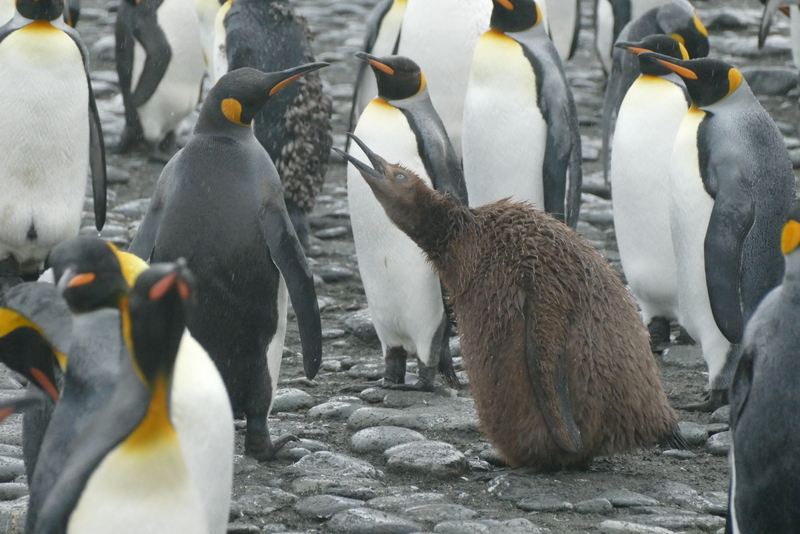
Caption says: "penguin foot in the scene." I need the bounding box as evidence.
[0,258,23,297]
[679,389,728,412]
[674,327,696,345]
[245,432,299,461]
[647,317,671,352]
[115,123,145,154]
[385,362,437,392]
[384,381,436,392]
[150,131,179,163]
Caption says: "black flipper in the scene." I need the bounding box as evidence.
[524,300,583,454]
[128,161,172,261]
[704,176,755,344]
[261,206,322,380]
[130,10,172,108]
[567,0,581,60]
[729,347,754,431]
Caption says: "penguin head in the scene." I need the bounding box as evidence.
[616,35,689,77]
[490,0,543,33]
[0,283,71,401]
[47,237,130,314]
[199,64,328,131]
[127,260,194,389]
[638,54,744,108]
[781,202,800,256]
[655,3,709,59]
[335,135,430,232]
[356,53,426,101]
[15,0,64,20]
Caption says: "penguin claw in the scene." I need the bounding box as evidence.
[679,389,728,412]
[245,433,299,461]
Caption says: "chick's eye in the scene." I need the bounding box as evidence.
[394,172,408,181]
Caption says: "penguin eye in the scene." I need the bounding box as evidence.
[393,171,409,182]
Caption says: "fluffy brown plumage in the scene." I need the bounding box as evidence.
[338,139,681,470]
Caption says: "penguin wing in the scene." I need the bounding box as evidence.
[129,7,172,108]
[704,170,755,344]
[729,346,755,432]
[261,205,322,380]
[63,26,107,231]
[524,298,583,454]
[128,162,173,261]
[567,0,581,60]
[400,102,468,204]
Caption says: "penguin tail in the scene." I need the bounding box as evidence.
[438,350,461,390]
[661,423,689,450]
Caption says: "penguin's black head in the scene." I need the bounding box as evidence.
[0,283,71,401]
[47,236,130,313]
[15,0,64,20]
[127,260,194,388]
[638,54,743,108]
[490,0,543,33]
[356,53,425,101]
[616,35,689,76]
[782,201,800,255]
[200,64,328,130]
[655,3,709,59]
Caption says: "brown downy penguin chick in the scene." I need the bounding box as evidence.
[334,136,684,470]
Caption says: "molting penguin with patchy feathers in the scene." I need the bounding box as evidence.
[336,136,684,470]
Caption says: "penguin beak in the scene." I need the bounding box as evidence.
[266,62,329,96]
[149,260,192,302]
[494,0,514,10]
[637,52,699,80]
[355,52,395,75]
[333,134,389,185]
[614,41,650,55]
[29,365,60,402]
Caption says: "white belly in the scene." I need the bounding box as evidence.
[595,0,614,75]
[790,6,800,70]
[265,275,288,414]
[353,0,406,123]
[611,76,683,323]
[171,331,233,534]
[542,0,577,61]
[397,0,492,159]
[132,0,205,143]
[670,108,729,384]
[0,23,89,269]
[0,0,13,25]
[194,0,220,75]
[68,434,209,534]
[463,31,546,209]
[211,0,231,82]
[349,101,445,364]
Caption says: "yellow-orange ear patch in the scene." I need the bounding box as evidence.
[669,33,686,45]
[678,42,689,60]
[782,220,800,255]
[221,98,248,126]
[728,68,743,96]
[694,14,708,37]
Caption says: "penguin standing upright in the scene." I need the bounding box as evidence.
[728,202,800,533]
[129,66,323,460]
[42,236,234,534]
[34,263,210,534]
[759,0,800,70]
[348,54,465,390]
[349,0,407,136]
[194,0,220,74]
[396,0,491,159]
[601,0,708,180]
[595,0,671,76]
[545,0,580,60]
[213,0,332,248]
[462,0,582,228]
[0,0,106,288]
[641,52,795,411]
[609,35,688,347]
[115,0,206,158]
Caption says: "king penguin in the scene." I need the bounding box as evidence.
[349,0,407,138]
[115,0,206,158]
[396,0,492,159]
[194,0,221,75]
[759,0,800,70]
[462,0,582,228]
[128,66,323,460]
[595,0,671,76]
[0,0,106,287]
[213,0,332,249]
[641,52,795,411]
[609,34,688,348]
[545,0,580,61]
[41,236,234,534]
[348,54,465,390]
[601,0,708,181]
[728,202,800,533]
[34,262,210,534]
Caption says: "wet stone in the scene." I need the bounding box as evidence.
[346,363,384,380]
[600,490,659,508]
[226,522,261,534]
[360,388,387,404]
[661,449,697,460]
[626,513,725,531]
[290,475,383,499]
[326,508,422,534]
[404,504,477,524]
[705,423,729,435]
[294,494,363,520]
[598,520,677,534]
[314,226,350,240]
[272,388,315,413]
[342,309,380,344]
[322,328,346,340]
[741,66,799,96]
[229,487,298,519]
[701,491,728,516]
[348,403,479,433]
[706,431,731,456]
[516,495,573,512]
[382,390,442,408]
[309,400,363,420]
[316,265,354,282]
[575,498,613,514]
[661,345,704,368]
[648,481,711,511]
[433,518,542,534]
[677,422,708,447]
[368,492,449,512]
[0,424,22,448]
[710,405,730,424]
[0,456,25,483]
[283,451,379,480]
[351,426,426,454]
[385,440,468,478]
[0,484,26,501]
